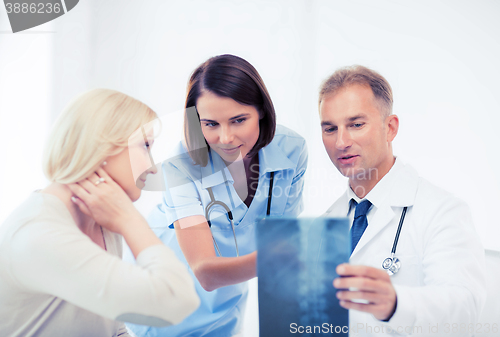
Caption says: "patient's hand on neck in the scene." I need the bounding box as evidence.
[40,183,103,248]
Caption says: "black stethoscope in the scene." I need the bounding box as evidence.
[381,207,408,276]
[205,167,275,257]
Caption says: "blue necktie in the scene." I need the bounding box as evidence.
[350,199,372,254]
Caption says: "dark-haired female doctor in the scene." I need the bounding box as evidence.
[128,54,308,337]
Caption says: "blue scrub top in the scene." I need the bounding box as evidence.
[128,125,308,337]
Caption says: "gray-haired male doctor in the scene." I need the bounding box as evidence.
[319,65,486,336]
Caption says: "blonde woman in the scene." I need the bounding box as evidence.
[0,89,199,337]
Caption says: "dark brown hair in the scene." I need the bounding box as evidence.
[319,65,393,117]
[184,54,276,166]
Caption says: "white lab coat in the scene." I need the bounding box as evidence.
[325,161,486,336]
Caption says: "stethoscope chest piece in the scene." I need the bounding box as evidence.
[382,254,401,276]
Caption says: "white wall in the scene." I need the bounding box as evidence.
[0,12,53,220]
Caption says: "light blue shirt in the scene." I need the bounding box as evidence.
[128,125,307,337]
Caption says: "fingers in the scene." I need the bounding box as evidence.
[336,289,387,303]
[333,264,392,294]
[78,170,109,194]
[79,177,99,193]
[336,264,391,282]
[334,277,377,292]
[336,290,397,320]
[67,182,90,200]
[338,300,381,313]
[333,264,397,320]
[333,276,393,294]
[95,167,117,187]
[68,183,93,216]
[68,172,105,206]
[70,195,92,217]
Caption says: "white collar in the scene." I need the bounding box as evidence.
[346,157,419,210]
[347,157,403,206]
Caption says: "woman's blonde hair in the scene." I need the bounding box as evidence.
[43,89,157,184]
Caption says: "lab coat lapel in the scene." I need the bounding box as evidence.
[200,149,234,189]
[351,204,395,257]
[384,164,419,208]
[324,192,350,217]
[350,162,419,257]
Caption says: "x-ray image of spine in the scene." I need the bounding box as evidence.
[257,218,349,336]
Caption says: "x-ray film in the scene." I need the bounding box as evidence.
[257,217,349,336]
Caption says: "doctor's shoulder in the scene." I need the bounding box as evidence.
[273,125,306,146]
[160,141,203,182]
[272,125,308,160]
[412,175,477,234]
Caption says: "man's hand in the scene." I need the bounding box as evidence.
[333,264,397,321]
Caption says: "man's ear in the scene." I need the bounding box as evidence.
[386,114,399,142]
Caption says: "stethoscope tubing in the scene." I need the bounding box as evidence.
[266,172,275,215]
[391,206,407,255]
[205,163,274,258]
[206,187,237,256]
[383,206,408,276]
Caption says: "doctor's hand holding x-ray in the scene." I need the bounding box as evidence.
[334,264,397,321]
[319,66,485,336]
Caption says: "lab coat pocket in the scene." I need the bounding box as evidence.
[389,254,421,286]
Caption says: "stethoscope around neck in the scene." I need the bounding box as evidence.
[381,206,408,276]
[205,167,275,258]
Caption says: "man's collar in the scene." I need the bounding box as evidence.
[347,157,408,209]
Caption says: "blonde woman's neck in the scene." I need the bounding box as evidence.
[40,182,96,235]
